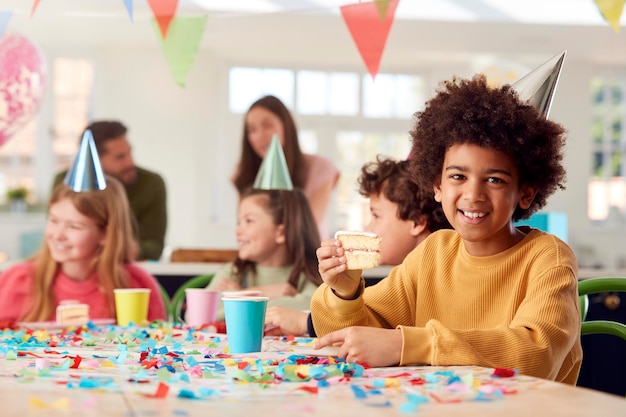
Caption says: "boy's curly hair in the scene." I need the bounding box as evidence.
[409,74,567,221]
[358,156,451,232]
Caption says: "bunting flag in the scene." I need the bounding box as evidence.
[340,0,399,80]
[153,16,207,88]
[0,11,12,38]
[374,0,392,21]
[30,0,41,18]
[594,0,625,32]
[123,0,134,22]
[148,0,178,39]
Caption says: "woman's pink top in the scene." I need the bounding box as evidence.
[0,262,167,322]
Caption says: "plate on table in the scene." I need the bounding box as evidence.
[16,318,116,330]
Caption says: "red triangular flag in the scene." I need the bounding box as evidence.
[30,0,41,18]
[147,0,178,39]
[340,0,399,79]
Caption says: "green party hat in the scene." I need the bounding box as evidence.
[63,129,107,192]
[511,50,566,119]
[253,134,294,190]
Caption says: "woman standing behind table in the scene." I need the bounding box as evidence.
[0,176,167,323]
[232,95,340,239]
[206,187,323,321]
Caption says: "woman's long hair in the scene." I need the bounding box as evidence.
[233,95,306,193]
[232,187,322,289]
[23,176,138,321]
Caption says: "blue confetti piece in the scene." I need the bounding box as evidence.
[399,402,418,413]
[372,379,386,388]
[406,392,429,405]
[350,385,367,399]
[178,389,200,399]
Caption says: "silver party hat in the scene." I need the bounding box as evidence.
[63,129,107,192]
[511,50,566,119]
[253,134,294,190]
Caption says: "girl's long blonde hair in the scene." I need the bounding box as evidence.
[22,176,138,321]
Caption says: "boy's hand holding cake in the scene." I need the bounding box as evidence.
[316,231,381,300]
[334,231,382,270]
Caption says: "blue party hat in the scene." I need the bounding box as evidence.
[253,134,294,190]
[63,129,107,192]
[511,50,566,119]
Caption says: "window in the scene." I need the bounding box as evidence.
[53,58,95,171]
[0,120,38,203]
[589,77,626,220]
[0,58,94,204]
[229,67,424,233]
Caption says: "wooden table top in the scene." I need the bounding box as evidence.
[0,322,622,416]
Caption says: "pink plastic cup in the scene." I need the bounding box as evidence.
[184,289,221,327]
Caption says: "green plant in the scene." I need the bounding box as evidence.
[6,187,28,201]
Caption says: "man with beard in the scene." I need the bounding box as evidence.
[53,121,167,261]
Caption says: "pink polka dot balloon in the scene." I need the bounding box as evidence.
[0,33,47,147]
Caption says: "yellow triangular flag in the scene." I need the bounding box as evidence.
[153,16,207,88]
[374,0,392,21]
[594,0,625,33]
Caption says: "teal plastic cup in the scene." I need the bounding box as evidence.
[222,296,268,353]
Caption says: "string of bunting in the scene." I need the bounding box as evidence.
[1,1,624,88]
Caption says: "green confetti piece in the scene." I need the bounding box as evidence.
[157,367,172,382]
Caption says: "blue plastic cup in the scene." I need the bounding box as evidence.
[222,296,268,353]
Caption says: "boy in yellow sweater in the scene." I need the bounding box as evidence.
[312,74,582,385]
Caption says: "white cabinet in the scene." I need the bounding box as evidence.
[0,212,46,261]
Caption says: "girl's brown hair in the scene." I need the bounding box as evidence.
[233,96,306,194]
[232,187,322,289]
[23,176,138,321]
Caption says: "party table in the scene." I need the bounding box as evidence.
[0,322,623,417]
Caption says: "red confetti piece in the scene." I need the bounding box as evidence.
[409,377,426,385]
[492,368,515,378]
[237,362,249,370]
[17,352,43,358]
[143,382,169,398]
[295,386,318,394]
[141,358,159,369]
[70,356,82,369]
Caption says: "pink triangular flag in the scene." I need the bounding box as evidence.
[148,0,178,39]
[340,0,399,79]
[30,0,41,18]
[123,0,134,22]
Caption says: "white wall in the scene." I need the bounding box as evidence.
[6,4,626,267]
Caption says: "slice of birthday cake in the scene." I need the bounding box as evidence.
[56,300,90,325]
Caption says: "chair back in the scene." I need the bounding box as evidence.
[578,277,626,341]
[170,274,215,323]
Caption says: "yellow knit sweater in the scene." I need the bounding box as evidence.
[311,227,582,385]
